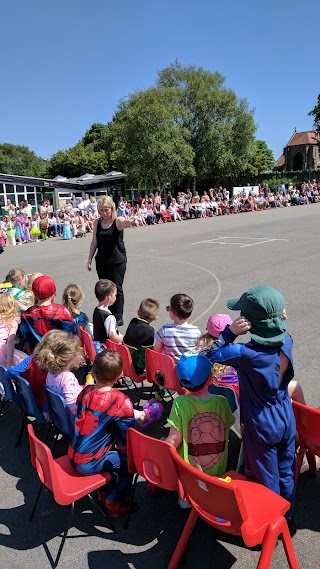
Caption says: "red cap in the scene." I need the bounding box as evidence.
[32,276,56,299]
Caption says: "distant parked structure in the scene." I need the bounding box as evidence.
[274,130,320,172]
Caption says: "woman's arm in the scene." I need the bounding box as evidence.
[86,219,98,271]
[115,217,139,230]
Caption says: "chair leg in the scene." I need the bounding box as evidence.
[295,447,305,485]
[257,525,279,569]
[280,520,300,569]
[124,472,139,529]
[29,482,44,521]
[15,411,27,447]
[87,493,116,533]
[236,441,244,473]
[44,422,51,444]
[54,502,75,568]
[135,383,144,408]
[306,450,317,477]
[167,508,198,569]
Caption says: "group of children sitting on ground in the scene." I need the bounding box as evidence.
[0,269,305,530]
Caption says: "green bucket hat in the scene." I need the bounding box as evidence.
[227,285,286,346]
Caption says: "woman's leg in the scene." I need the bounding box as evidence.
[96,262,126,323]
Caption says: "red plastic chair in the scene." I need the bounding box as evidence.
[292,400,320,484]
[125,428,180,528]
[78,326,96,363]
[145,348,187,400]
[106,340,145,405]
[168,449,299,569]
[27,424,115,567]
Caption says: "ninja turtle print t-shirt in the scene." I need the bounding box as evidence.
[168,394,234,476]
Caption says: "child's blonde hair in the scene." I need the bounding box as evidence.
[25,273,43,291]
[5,268,26,287]
[62,283,84,317]
[138,298,160,322]
[33,330,84,375]
[0,294,19,325]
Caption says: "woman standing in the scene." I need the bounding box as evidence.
[86,196,138,326]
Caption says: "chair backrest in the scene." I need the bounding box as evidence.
[106,340,141,381]
[169,447,245,534]
[292,401,320,449]
[45,386,75,439]
[0,366,21,407]
[79,327,96,363]
[28,423,55,491]
[127,428,179,492]
[16,376,47,424]
[208,384,238,414]
[145,349,186,395]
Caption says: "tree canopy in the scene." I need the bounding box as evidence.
[0,143,46,177]
[1,61,273,186]
[309,94,320,143]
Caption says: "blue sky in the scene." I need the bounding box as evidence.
[1,0,319,163]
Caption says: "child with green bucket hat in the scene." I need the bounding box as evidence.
[201,285,296,532]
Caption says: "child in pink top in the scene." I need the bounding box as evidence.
[33,330,84,416]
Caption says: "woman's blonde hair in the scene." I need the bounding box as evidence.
[0,294,19,325]
[62,283,84,317]
[98,196,117,221]
[33,330,84,375]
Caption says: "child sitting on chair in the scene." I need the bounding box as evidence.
[123,298,160,376]
[93,280,123,345]
[154,293,201,363]
[69,350,155,519]
[166,352,234,507]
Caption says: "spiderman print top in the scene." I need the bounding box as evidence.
[68,385,135,471]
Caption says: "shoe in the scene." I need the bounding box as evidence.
[286,517,297,537]
[105,497,139,519]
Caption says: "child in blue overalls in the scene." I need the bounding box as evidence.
[201,285,296,532]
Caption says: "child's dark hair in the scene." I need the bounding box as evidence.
[170,293,194,320]
[94,279,117,302]
[62,283,84,317]
[138,298,160,322]
[92,350,123,384]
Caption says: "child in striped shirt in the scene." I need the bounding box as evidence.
[154,293,200,363]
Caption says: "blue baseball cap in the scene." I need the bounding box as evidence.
[177,353,213,391]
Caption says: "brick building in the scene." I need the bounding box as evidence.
[274,130,320,172]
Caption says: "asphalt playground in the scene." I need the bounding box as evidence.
[1,204,320,568]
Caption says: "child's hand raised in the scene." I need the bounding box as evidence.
[230,317,251,336]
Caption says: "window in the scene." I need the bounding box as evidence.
[16,185,25,193]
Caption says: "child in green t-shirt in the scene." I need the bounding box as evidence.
[166,353,234,481]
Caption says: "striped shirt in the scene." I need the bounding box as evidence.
[155,323,201,363]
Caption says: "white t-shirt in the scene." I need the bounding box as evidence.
[103,312,117,338]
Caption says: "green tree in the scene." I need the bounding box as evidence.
[309,94,320,143]
[111,87,195,187]
[0,143,46,177]
[156,60,256,181]
[46,143,107,179]
[247,140,275,175]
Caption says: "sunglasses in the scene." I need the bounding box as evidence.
[166,305,171,311]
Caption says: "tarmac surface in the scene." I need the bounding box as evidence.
[1,204,320,568]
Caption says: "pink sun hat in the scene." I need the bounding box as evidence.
[207,313,233,338]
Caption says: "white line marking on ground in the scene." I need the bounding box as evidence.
[240,239,276,247]
[132,254,222,325]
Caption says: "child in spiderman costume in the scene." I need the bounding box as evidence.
[68,349,162,519]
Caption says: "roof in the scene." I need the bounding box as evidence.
[287,131,318,147]
[274,154,285,167]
